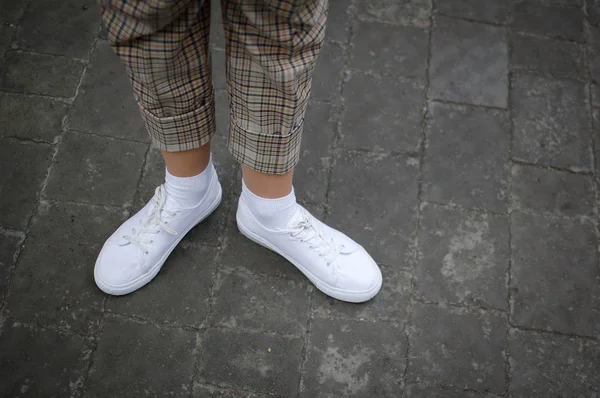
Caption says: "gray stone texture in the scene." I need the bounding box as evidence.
[416,204,509,309]
[326,0,350,43]
[511,2,584,42]
[5,201,125,334]
[590,26,600,81]
[328,150,419,266]
[0,231,22,300]
[509,329,600,397]
[434,0,509,24]
[423,102,510,212]
[429,17,508,108]
[86,315,197,397]
[408,303,507,394]
[0,0,28,23]
[341,71,424,152]
[511,74,591,171]
[69,40,148,142]
[0,52,84,97]
[0,320,91,397]
[0,138,53,230]
[302,317,406,398]
[510,33,586,79]
[511,212,600,337]
[210,270,311,334]
[511,164,595,217]
[589,0,600,26]
[350,21,428,80]
[44,131,147,206]
[0,93,68,142]
[355,0,432,28]
[312,41,343,101]
[15,0,99,58]
[0,24,15,63]
[197,328,304,396]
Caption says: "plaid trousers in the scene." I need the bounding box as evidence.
[99,0,328,174]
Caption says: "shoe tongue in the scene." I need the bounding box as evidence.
[286,208,307,229]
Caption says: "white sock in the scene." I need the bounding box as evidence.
[164,158,213,208]
[240,180,299,230]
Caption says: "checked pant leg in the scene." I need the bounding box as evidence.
[221,0,328,174]
[99,0,216,152]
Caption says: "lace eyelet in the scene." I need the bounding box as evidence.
[144,251,149,255]
[150,240,153,243]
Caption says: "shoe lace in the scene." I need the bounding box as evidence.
[121,186,178,254]
[288,209,344,266]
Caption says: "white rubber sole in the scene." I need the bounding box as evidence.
[236,218,382,303]
[94,184,222,296]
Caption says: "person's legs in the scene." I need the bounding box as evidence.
[94,0,221,295]
[223,0,382,302]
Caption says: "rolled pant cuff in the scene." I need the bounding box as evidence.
[138,97,216,153]
[228,120,303,175]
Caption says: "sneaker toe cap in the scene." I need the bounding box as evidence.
[94,245,143,293]
[336,249,382,296]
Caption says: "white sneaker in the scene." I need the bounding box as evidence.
[94,169,222,295]
[236,199,383,303]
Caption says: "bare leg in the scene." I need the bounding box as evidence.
[162,142,211,178]
[242,165,293,199]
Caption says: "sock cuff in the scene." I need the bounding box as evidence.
[165,156,213,189]
[241,180,296,205]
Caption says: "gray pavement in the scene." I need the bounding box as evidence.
[1,0,600,396]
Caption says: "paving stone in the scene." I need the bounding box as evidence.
[212,48,226,90]
[193,384,261,397]
[508,329,600,397]
[0,321,91,397]
[350,21,427,80]
[511,2,584,42]
[15,0,99,58]
[0,0,28,23]
[5,201,125,334]
[434,0,509,24]
[408,385,501,397]
[325,0,350,43]
[301,317,405,398]
[595,109,600,171]
[295,102,335,204]
[0,231,22,300]
[341,72,424,152]
[589,0,600,26]
[511,212,600,337]
[537,0,583,6]
[511,164,594,217]
[86,315,197,397]
[355,0,431,28]
[0,52,84,97]
[44,131,147,206]
[416,204,509,310]
[0,138,53,230]
[311,41,343,101]
[210,270,311,334]
[511,74,591,171]
[328,151,419,266]
[590,26,600,81]
[107,244,218,327]
[408,303,507,394]
[423,102,510,212]
[70,40,147,142]
[197,328,303,396]
[313,265,412,322]
[211,0,225,50]
[510,33,586,79]
[0,24,15,63]
[593,84,600,108]
[0,92,68,142]
[429,17,508,108]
